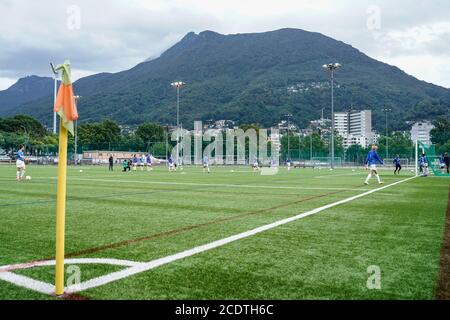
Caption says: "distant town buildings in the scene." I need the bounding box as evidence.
[333,110,373,148]
[204,119,236,130]
[410,121,435,146]
[277,120,297,132]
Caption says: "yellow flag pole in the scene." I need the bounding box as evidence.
[55,122,68,295]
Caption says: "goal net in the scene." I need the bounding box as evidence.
[418,141,449,177]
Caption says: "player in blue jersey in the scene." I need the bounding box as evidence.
[203,155,210,173]
[168,155,175,172]
[393,155,402,175]
[364,145,384,185]
[16,145,26,181]
[132,155,138,171]
[419,153,429,177]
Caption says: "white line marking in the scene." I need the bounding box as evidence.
[0,272,54,295]
[50,177,371,191]
[63,176,415,293]
[0,176,416,295]
[0,258,144,273]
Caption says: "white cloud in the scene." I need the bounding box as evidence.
[0,0,449,89]
[0,77,16,90]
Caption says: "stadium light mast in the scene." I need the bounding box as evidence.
[382,108,392,160]
[323,63,341,169]
[50,63,59,134]
[285,114,293,160]
[73,96,81,166]
[171,81,185,164]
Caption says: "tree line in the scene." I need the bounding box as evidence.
[0,115,448,163]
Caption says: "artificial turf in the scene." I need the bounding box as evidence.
[0,164,448,300]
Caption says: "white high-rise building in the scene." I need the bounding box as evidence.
[410,121,435,146]
[334,110,373,148]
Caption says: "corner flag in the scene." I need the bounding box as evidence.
[53,60,78,296]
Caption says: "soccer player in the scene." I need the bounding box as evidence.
[16,144,26,181]
[438,153,446,171]
[108,155,114,171]
[132,154,138,171]
[168,155,175,172]
[252,157,259,172]
[364,145,384,185]
[419,153,429,177]
[286,158,292,171]
[140,154,146,171]
[146,153,153,171]
[122,159,130,172]
[203,155,210,173]
[393,155,402,175]
[444,152,450,174]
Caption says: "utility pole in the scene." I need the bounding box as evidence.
[285,114,293,160]
[323,63,342,169]
[171,81,185,165]
[382,108,392,160]
[73,96,81,166]
[50,63,59,134]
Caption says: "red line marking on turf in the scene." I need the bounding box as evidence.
[436,185,450,300]
[4,186,361,269]
[60,293,90,300]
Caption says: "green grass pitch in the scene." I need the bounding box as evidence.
[0,164,448,300]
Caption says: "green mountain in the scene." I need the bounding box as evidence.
[0,75,53,114]
[1,28,449,130]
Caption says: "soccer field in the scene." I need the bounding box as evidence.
[0,165,448,300]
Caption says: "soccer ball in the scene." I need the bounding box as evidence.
[25,176,31,181]
[79,170,83,173]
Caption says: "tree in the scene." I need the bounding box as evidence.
[430,118,450,146]
[77,119,121,147]
[0,114,47,139]
[136,123,165,143]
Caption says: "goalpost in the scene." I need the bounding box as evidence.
[416,140,450,177]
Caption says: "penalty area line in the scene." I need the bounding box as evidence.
[64,176,416,294]
[48,177,372,192]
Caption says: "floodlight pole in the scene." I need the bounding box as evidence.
[50,63,58,134]
[382,108,392,160]
[415,139,418,177]
[73,96,80,166]
[176,86,180,163]
[285,114,292,160]
[323,63,341,169]
[171,82,185,165]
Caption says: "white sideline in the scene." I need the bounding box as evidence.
[0,176,416,295]
[50,177,372,191]
[0,272,54,295]
[65,176,416,294]
[0,258,144,273]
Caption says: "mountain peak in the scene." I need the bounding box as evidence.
[2,28,449,130]
[198,30,222,38]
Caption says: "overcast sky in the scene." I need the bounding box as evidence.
[1,0,449,90]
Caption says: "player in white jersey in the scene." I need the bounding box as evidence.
[140,154,146,171]
[286,158,292,171]
[203,155,210,173]
[16,145,26,181]
[146,153,153,171]
[252,157,260,171]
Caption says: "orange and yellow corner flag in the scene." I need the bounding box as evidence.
[53,60,78,296]
[53,60,78,135]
